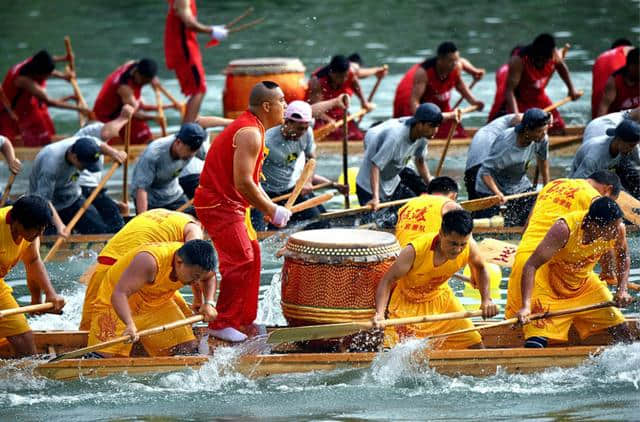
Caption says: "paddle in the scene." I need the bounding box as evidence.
[543,91,584,114]
[48,314,204,362]
[314,108,369,142]
[0,302,53,318]
[616,191,640,226]
[44,162,121,262]
[290,191,336,214]
[0,173,16,207]
[342,105,350,208]
[267,309,485,345]
[122,118,132,208]
[176,198,194,213]
[154,86,168,137]
[271,182,332,202]
[285,159,316,210]
[357,65,388,125]
[452,78,479,109]
[435,104,480,177]
[319,197,412,220]
[156,83,185,119]
[423,301,616,342]
[64,36,91,126]
[605,277,640,292]
[460,191,539,212]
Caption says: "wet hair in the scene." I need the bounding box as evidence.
[441,210,473,236]
[530,33,556,59]
[136,58,158,78]
[437,42,458,57]
[588,171,622,197]
[611,38,632,49]
[249,81,281,107]
[21,50,55,75]
[328,55,350,73]
[9,195,52,230]
[347,53,363,65]
[585,197,623,226]
[626,48,639,66]
[427,176,459,194]
[177,239,216,271]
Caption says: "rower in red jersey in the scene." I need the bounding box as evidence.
[488,33,580,135]
[596,48,639,117]
[0,50,90,146]
[393,42,484,139]
[93,59,160,144]
[591,39,634,118]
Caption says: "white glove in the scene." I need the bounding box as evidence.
[271,205,292,228]
[211,25,229,41]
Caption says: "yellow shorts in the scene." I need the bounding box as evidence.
[505,250,533,319]
[88,300,196,357]
[0,287,31,339]
[523,268,625,342]
[384,286,482,349]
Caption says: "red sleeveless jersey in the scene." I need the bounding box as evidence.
[592,46,628,117]
[393,63,420,117]
[420,58,460,112]
[194,110,265,211]
[516,53,555,102]
[164,0,202,69]
[610,69,640,112]
[307,67,356,120]
[93,62,142,122]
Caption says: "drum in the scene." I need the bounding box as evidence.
[280,229,401,327]
[223,58,307,118]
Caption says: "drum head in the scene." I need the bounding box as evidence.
[224,58,306,75]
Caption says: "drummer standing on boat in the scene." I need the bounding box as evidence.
[393,41,485,139]
[0,196,65,357]
[165,0,229,123]
[514,197,633,348]
[374,210,499,349]
[194,81,290,343]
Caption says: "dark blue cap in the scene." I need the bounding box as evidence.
[606,119,640,143]
[177,123,207,150]
[406,102,443,126]
[72,137,101,172]
[514,108,551,133]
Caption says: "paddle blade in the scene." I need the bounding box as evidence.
[267,321,371,345]
[617,191,640,226]
[460,196,500,212]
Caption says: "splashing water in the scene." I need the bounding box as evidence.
[256,273,287,327]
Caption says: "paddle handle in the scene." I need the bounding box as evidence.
[0,302,53,318]
[460,191,539,212]
[314,108,368,141]
[605,277,640,292]
[543,91,583,113]
[0,173,16,207]
[271,182,332,202]
[452,78,479,109]
[285,159,316,210]
[64,36,89,126]
[381,310,484,328]
[357,66,387,125]
[154,86,168,137]
[435,120,458,177]
[342,107,350,209]
[319,197,412,220]
[122,118,132,204]
[176,198,194,213]
[64,36,75,71]
[44,162,120,262]
[291,191,336,214]
[156,83,184,118]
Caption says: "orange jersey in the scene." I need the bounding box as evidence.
[396,194,452,247]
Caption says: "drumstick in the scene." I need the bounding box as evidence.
[225,7,254,29]
[284,159,316,210]
[227,18,264,34]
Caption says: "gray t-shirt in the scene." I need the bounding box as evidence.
[29,136,103,209]
[466,114,515,170]
[582,110,639,171]
[476,128,548,195]
[569,135,622,178]
[130,135,205,207]
[356,118,427,198]
[262,125,315,193]
[75,123,105,188]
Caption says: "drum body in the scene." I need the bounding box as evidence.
[281,229,400,327]
[223,58,307,118]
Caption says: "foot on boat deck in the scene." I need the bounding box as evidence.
[208,327,248,343]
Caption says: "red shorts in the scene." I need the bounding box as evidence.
[174,60,207,96]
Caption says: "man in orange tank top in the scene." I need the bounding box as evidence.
[194,81,290,342]
[165,0,228,123]
[501,33,580,135]
[596,48,639,117]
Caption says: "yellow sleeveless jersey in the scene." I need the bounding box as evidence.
[0,207,31,294]
[95,242,186,311]
[519,179,599,253]
[396,232,470,302]
[99,209,195,260]
[546,210,615,297]
[396,194,452,247]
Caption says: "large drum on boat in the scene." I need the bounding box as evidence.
[222,58,307,119]
[280,229,401,327]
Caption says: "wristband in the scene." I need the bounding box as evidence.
[205,300,216,307]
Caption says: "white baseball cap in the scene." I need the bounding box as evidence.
[284,100,313,123]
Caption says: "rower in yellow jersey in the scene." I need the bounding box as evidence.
[505,171,622,318]
[79,209,206,330]
[395,176,461,247]
[374,210,498,349]
[515,197,632,348]
[88,240,217,357]
[0,196,65,356]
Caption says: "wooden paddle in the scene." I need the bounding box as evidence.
[122,118,132,207]
[314,108,368,142]
[271,182,332,202]
[156,83,185,119]
[460,191,539,212]
[267,309,484,345]
[176,198,194,213]
[605,277,640,292]
[44,162,121,262]
[616,191,640,226]
[435,104,480,177]
[0,302,53,318]
[290,191,336,214]
[357,65,388,124]
[342,106,350,208]
[452,78,479,109]
[64,36,91,126]
[285,159,316,210]
[543,91,583,113]
[154,86,168,137]
[423,301,616,342]
[0,173,16,207]
[319,197,412,220]
[48,314,204,362]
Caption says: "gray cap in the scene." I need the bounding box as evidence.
[406,102,443,126]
